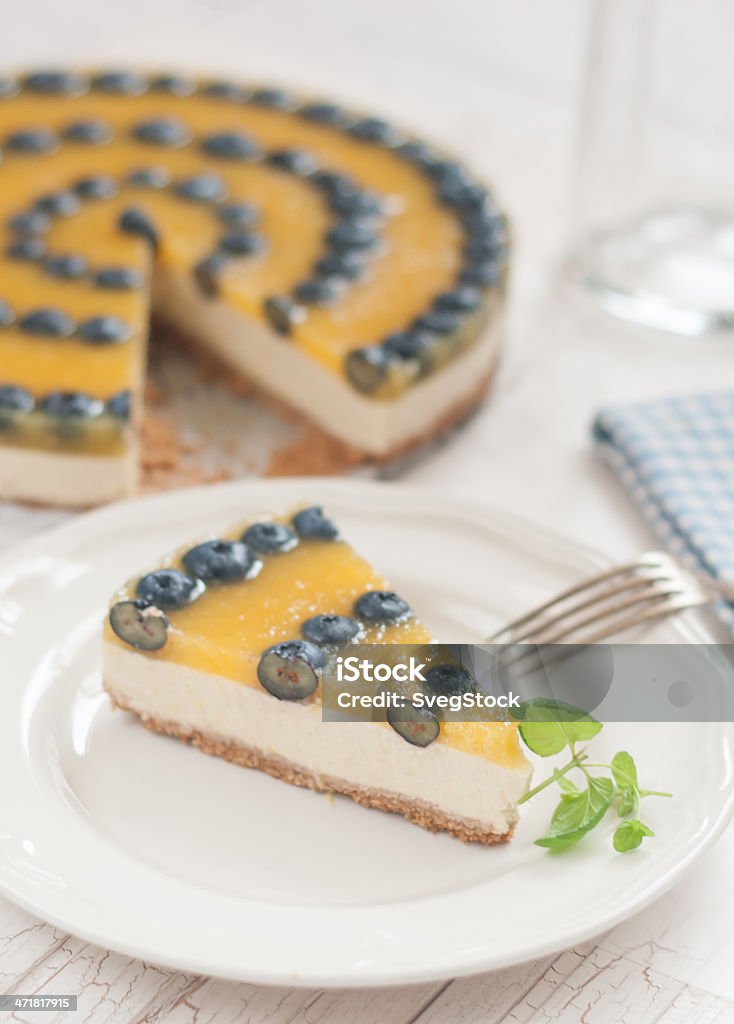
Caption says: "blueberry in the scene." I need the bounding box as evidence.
[45,254,88,279]
[347,118,400,145]
[218,231,265,256]
[201,132,260,160]
[94,266,143,290]
[299,102,349,127]
[63,119,112,144]
[387,703,439,747]
[8,210,50,234]
[0,385,33,411]
[182,538,259,582]
[23,70,86,95]
[109,599,168,651]
[242,521,298,554]
[263,296,306,336]
[293,277,343,305]
[194,252,230,298]
[250,87,293,109]
[395,140,441,172]
[217,202,259,228]
[201,80,247,101]
[35,192,81,217]
[312,171,358,199]
[464,236,503,261]
[20,308,74,336]
[77,316,132,345]
[315,250,365,281]
[7,237,46,262]
[424,663,474,696]
[435,287,482,313]
[354,590,412,623]
[107,390,131,420]
[413,308,461,335]
[127,166,171,189]
[74,175,119,200]
[426,159,468,184]
[266,149,317,176]
[329,191,385,218]
[463,209,506,241]
[91,71,147,95]
[0,384,32,428]
[487,240,510,267]
[119,207,159,250]
[438,174,487,210]
[257,640,323,700]
[0,301,15,326]
[136,568,204,609]
[0,78,19,99]
[40,390,104,419]
[464,237,507,269]
[345,345,390,394]
[382,330,436,375]
[133,117,190,147]
[301,614,360,645]
[175,174,228,203]
[459,183,492,211]
[149,74,195,96]
[6,129,58,154]
[460,188,494,217]
[459,260,503,288]
[292,506,339,540]
[326,221,378,251]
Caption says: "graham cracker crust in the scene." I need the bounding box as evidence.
[108,690,514,846]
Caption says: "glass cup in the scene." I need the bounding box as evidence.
[568,0,734,335]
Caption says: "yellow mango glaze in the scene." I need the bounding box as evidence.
[0,73,487,457]
[104,511,526,768]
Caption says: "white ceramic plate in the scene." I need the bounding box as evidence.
[0,479,732,988]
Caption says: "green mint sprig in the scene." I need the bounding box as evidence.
[513,699,671,853]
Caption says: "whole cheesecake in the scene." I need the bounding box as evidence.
[0,70,509,506]
[104,505,531,843]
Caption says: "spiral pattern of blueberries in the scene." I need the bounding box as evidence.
[0,70,509,446]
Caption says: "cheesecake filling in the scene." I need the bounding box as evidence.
[152,266,503,457]
[105,644,531,835]
[0,444,136,505]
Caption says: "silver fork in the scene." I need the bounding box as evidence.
[489,551,734,648]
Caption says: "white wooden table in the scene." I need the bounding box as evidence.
[3,1,734,1019]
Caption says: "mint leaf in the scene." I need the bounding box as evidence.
[611,751,638,791]
[617,787,639,817]
[557,776,580,795]
[515,698,603,757]
[613,819,654,852]
[518,710,669,853]
[536,776,614,849]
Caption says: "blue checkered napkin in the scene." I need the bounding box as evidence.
[592,391,734,629]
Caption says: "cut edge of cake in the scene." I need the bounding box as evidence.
[103,646,531,845]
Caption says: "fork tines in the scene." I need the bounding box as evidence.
[489,553,708,648]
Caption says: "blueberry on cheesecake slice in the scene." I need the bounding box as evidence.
[103,506,530,844]
[109,600,168,651]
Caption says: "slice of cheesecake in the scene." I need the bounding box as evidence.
[103,505,531,843]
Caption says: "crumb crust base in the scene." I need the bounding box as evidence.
[107,689,515,846]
